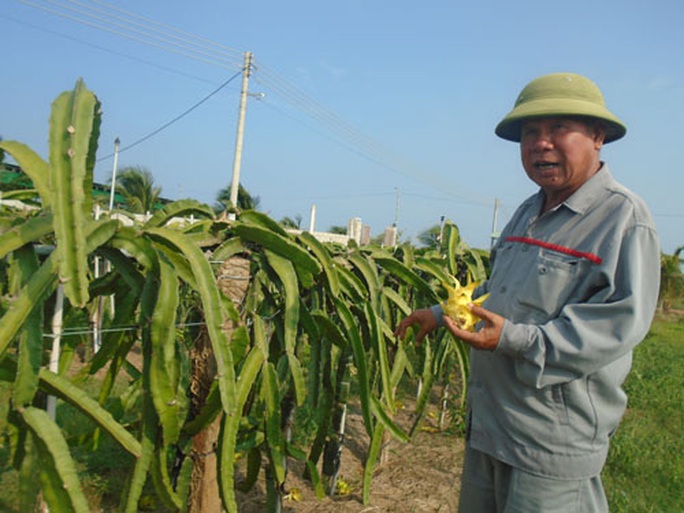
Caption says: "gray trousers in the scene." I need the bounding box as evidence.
[458,446,609,513]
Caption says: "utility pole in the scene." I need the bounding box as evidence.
[393,187,400,226]
[108,137,120,212]
[309,204,317,232]
[47,284,65,421]
[229,52,253,219]
[490,197,500,249]
[438,215,446,244]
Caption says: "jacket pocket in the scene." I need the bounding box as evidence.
[551,384,570,426]
[560,379,600,450]
[515,251,585,319]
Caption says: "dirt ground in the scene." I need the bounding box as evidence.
[69,347,465,512]
[235,403,465,513]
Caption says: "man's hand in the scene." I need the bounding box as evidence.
[443,304,504,351]
[394,308,437,345]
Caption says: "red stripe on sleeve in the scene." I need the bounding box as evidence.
[505,236,603,265]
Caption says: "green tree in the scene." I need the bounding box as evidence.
[214,183,260,213]
[329,225,347,235]
[114,165,162,214]
[417,224,442,249]
[280,214,302,229]
[659,246,684,311]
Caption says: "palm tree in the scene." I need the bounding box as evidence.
[280,214,302,230]
[114,166,162,214]
[417,224,442,249]
[214,184,260,213]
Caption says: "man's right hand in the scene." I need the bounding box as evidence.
[394,308,438,345]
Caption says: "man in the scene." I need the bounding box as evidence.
[395,73,660,512]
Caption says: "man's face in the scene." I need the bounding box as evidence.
[520,117,605,199]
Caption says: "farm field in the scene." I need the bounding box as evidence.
[239,312,684,513]
[236,399,464,513]
[0,359,465,512]
[1,312,681,512]
[3,79,682,513]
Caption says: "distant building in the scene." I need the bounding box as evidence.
[383,225,398,247]
[347,217,363,243]
[2,162,375,246]
[361,224,371,245]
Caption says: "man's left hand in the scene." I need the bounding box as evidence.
[443,304,504,351]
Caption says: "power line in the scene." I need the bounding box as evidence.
[0,13,217,85]
[77,0,244,59]
[97,67,245,161]
[19,0,245,69]
[255,64,392,161]
[14,0,489,204]
[42,321,208,339]
[253,65,491,204]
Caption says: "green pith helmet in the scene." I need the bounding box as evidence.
[495,72,627,143]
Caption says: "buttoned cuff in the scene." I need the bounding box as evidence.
[430,304,445,327]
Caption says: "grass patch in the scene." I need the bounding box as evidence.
[603,314,684,512]
[0,365,143,512]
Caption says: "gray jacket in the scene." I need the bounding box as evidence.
[436,165,660,479]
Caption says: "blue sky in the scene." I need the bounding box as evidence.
[2,0,683,253]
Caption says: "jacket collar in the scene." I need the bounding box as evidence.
[537,163,613,215]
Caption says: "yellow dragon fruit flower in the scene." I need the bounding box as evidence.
[441,277,489,331]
